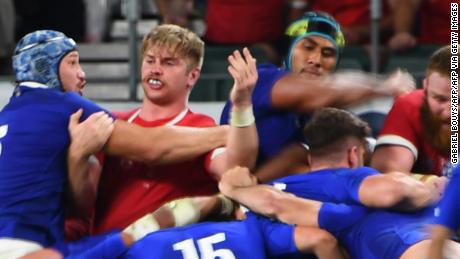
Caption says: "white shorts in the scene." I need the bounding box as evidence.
[0,238,43,259]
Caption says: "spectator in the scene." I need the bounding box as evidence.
[371,45,456,176]
[203,0,288,64]
[154,0,193,28]
[295,0,394,45]
[388,0,451,52]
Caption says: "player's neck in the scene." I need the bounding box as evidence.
[309,159,349,172]
[139,99,188,121]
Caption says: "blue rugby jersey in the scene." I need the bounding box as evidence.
[270,166,378,204]
[0,85,111,247]
[270,167,434,259]
[125,214,297,259]
[220,64,310,164]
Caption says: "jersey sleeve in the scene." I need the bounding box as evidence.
[319,203,369,233]
[253,215,299,257]
[271,167,378,205]
[376,94,420,159]
[64,92,114,121]
[344,167,379,204]
[252,64,288,112]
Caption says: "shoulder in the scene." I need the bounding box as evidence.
[256,64,288,89]
[383,90,424,128]
[252,64,289,109]
[392,90,424,111]
[62,92,112,119]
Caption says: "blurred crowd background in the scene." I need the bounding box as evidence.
[0,0,451,102]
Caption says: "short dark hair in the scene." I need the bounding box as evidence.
[426,45,457,77]
[304,108,371,156]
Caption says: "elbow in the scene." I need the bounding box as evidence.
[137,140,173,164]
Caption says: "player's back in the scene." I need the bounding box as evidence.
[349,206,433,259]
[0,86,108,246]
[125,216,268,259]
[271,166,378,204]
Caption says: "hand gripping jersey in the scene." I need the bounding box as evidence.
[0,85,111,247]
[94,108,219,234]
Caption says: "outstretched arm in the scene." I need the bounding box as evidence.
[358,171,439,211]
[209,47,259,179]
[104,121,228,165]
[271,69,415,113]
[219,166,321,227]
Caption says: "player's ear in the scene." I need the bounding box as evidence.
[347,146,359,168]
[186,67,200,89]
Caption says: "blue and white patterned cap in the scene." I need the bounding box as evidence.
[13,30,77,90]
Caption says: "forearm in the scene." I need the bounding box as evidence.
[156,126,227,164]
[389,0,419,34]
[224,47,259,170]
[225,124,258,170]
[105,120,227,164]
[219,181,320,226]
[330,73,395,107]
[273,73,380,112]
[220,183,278,218]
[399,181,438,210]
[392,173,438,210]
[67,149,99,216]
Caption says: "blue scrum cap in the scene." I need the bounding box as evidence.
[12,30,77,90]
[284,11,345,70]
